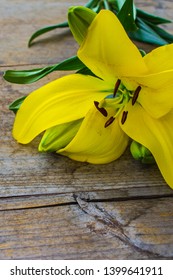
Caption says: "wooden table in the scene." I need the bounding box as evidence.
[1,0,173,260]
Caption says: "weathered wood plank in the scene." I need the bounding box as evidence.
[0,197,173,259]
[0,0,86,66]
[0,189,173,211]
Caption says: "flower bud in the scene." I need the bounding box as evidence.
[68,6,96,45]
[39,119,82,152]
[130,140,155,164]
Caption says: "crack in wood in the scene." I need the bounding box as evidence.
[75,195,168,259]
[1,192,173,212]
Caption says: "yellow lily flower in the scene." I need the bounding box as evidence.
[13,10,173,188]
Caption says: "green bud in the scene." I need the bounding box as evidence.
[39,119,82,152]
[68,6,96,45]
[130,140,155,164]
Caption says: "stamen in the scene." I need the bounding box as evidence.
[113,79,121,97]
[121,111,128,124]
[104,116,115,128]
[132,86,141,105]
[94,101,108,117]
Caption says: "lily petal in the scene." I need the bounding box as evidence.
[143,43,173,73]
[135,70,173,118]
[58,104,129,164]
[13,74,110,143]
[120,102,173,188]
[78,10,147,83]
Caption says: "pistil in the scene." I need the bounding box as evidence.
[95,80,132,128]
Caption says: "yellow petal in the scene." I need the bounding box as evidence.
[58,104,129,164]
[127,44,173,117]
[120,102,173,188]
[135,70,173,118]
[78,10,147,83]
[143,43,173,73]
[13,74,110,143]
[134,70,173,89]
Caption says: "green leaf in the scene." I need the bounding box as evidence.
[77,66,96,76]
[103,0,111,10]
[128,18,168,45]
[137,8,172,25]
[3,56,85,84]
[146,21,173,43]
[9,96,27,113]
[117,0,137,32]
[109,0,126,11]
[28,0,99,47]
[92,2,105,12]
[28,21,68,47]
[85,0,99,8]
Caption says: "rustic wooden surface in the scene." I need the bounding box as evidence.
[1,0,173,260]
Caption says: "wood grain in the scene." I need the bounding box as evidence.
[1,0,173,259]
[0,197,173,259]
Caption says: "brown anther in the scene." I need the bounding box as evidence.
[113,79,121,97]
[132,86,141,105]
[121,111,128,124]
[104,116,115,128]
[94,101,108,117]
